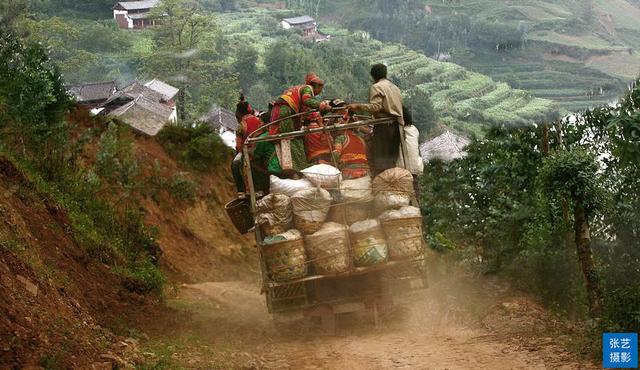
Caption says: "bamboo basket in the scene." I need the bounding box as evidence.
[225,197,254,234]
[305,225,350,275]
[349,222,388,267]
[263,238,307,282]
[380,216,423,260]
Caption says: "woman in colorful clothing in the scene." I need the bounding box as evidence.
[270,72,331,172]
[332,128,370,180]
[231,95,264,195]
[303,111,333,164]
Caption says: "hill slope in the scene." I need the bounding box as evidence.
[311,0,640,113]
[218,8,559,135]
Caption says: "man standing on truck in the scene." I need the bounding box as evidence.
[347,63,404,176]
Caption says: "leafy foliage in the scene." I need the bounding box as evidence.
[422,81,640,332]
[144,0,239,120]
[0,32,163,295]
[157,122,231,171]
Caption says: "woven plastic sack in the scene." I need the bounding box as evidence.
[256,194,292,236]
[270,175,313,197]
[373,191,411,215]
[305,222,349,274]
[291,187,332,234]
[379,205,421,221]
[396,125,424,175]
[340,175,372,201]
[301,164,342,190]
[349,219,388,267]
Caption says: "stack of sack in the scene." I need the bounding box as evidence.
[255,166,425,282]
[327,175,372,225]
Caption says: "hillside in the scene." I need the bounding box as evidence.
[311,0,640,113]
[218,8,559,136]
[12,3,561,138]
[0,104,255,366]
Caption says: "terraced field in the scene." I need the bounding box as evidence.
[418,0,638,113]
[309,0,639,114]
[358,44,558,131]
[217,10,559,135]
[470,52,622,113]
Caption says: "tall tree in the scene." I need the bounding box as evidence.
[234,44,258,93]
[145,0,238,119]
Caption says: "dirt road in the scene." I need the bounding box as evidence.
[163,269,599,370]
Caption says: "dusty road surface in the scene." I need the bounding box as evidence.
[161,268,600,370]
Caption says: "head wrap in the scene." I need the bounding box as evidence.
[305,72,324,86]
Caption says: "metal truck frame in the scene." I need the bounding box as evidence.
[242,112,428,333]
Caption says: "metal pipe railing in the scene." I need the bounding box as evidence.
[245,117,397,145]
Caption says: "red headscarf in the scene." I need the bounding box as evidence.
[305,72,324,86]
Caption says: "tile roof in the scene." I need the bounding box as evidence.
[144,79,179,101]
[114,0,160,10]
[420,131,470,162]
[282,15,315,25]
[67,81,117,103]
[200,107,238,131]
[110,95,174,136]
[122,80,164,102]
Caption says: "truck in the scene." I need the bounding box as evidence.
[229,112,428,334]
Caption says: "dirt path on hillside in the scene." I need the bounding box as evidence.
[162,270,599,370]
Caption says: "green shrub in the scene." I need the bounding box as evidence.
[118,259,165,295]
[157,123,231,172]
[168,173,197,202]
[96,123,139,186]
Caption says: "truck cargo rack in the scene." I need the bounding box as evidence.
[242,113,427,325]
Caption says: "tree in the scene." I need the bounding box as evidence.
[0,30,71,177]
[406,88,438,140]
[0,30,70,131]
[144,0,239,119]
[540,149,605,317]
[0,0,29,32]
[234,44,258,93]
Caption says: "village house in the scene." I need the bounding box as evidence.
[280,15,330,42]
[110,95,176,136]
[67,81,117,108]
[144,79,179,106]
[199,106,238,148]
[93,79,179,136]
[113,0,160,29]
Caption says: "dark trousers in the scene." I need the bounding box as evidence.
[231,152,245,193]
[371,121,400,176]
